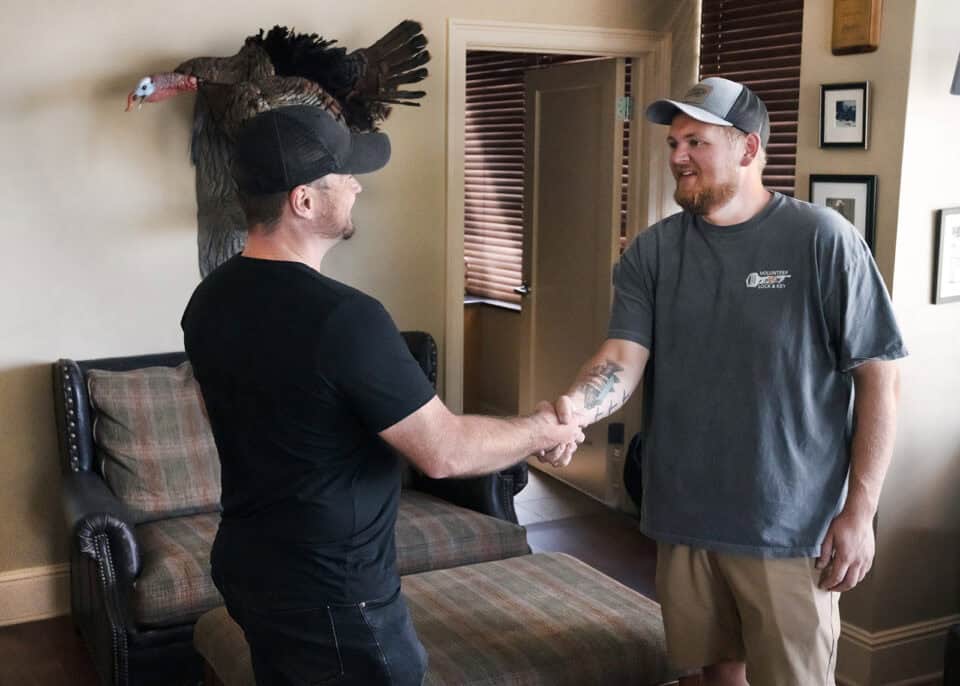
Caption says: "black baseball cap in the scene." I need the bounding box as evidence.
[645,77,770,147]
[232,106,391,195]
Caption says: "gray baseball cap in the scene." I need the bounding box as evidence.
[645,77,770,147]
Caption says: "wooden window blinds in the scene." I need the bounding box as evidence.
[700,0,804,196]
[464,52,631,303]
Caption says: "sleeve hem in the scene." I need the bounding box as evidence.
[374,390,436,434]
[839,346,909,373]
[607,330,652,348]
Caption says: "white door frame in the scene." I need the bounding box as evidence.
[445,19,673,411]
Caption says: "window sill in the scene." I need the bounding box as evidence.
[463,296,522,312]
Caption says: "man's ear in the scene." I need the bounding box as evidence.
[741,132,762,167]
[289,185,315,218]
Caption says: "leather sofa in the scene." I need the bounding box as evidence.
[54,332,529,686]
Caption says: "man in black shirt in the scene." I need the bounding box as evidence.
[182,106,583,686]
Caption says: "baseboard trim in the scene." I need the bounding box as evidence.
[837,616,955,685]
[844,615,960,649]
[0,563,70,627]
[838,673,942,686]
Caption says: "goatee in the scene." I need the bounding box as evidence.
[319,218,356,241]
[674,181,737,216]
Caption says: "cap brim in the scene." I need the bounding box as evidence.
[645,99,733,128]
[340,130,391,175]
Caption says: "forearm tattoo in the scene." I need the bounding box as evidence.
[578,361,624,411]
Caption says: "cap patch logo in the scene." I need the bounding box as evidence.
[683,84,712,104]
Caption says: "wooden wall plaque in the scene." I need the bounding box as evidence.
[832,0,883,55]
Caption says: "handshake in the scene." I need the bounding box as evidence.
[530,395,585,469]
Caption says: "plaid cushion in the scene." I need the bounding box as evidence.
[88,362,220,523]
[396,490,530,575]
[408,553,672,686]
[133,493,526,629]
[195,553,671,686]
[134,512,222,628]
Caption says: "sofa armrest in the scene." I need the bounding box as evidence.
[62,471,141,583]
[502,461,528,495]
[412,461,528,524]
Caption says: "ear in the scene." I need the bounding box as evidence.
[741,132,762,167]
[288,185,316,219]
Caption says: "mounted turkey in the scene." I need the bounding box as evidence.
[127,21,430,276]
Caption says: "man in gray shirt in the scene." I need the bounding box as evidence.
[549,77,905,686]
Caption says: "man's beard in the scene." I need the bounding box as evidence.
[674,176,738,216]
[318,215,356,241]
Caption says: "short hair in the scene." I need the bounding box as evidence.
[237,189,287,232]
[237,176,335,232]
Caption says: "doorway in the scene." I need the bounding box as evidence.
[446,20,673,508]
[462,51,629,412]
[463,52,631,504]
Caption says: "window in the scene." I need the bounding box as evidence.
[464,52,631,304]
[700,0,804,196]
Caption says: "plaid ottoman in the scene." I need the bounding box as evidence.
[195,552,672,686]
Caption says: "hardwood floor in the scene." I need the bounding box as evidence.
[527,510,658,600]
[0,471,658,686]
[520,469,659,600]
[0,613,98,685]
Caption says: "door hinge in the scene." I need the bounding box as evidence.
[616,96,633,122]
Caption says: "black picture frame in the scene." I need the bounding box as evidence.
[934,207,960,304]
[819,82,870,149]
[809,174,877,254]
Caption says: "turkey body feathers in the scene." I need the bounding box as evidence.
[251,27,348,91]
[191,95,246,278]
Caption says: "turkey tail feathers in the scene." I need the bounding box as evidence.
[373,96,425,107]
[385,68,429,88]
[391,51,432,75]
[341,19,430,123]
[367,19,424,55]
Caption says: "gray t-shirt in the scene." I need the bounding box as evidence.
[609,192,907,557]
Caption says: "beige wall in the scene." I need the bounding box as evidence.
[798,1,960,681]
[0,1,679,576]
[653,0,701,97]
[795,0,914,288]
[795,0,916,634]
[878,0,960,630]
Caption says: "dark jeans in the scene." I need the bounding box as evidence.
[215,575,427,686]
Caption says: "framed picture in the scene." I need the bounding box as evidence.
[819,82,870,148]
[934,207,960,304]
[809,174,877,253]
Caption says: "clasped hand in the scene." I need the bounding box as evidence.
[532,394,584,468]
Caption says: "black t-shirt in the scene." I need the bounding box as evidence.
[181,255,435,603]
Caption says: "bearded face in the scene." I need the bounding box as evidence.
[672,166,739,215]
[667,115,744,216]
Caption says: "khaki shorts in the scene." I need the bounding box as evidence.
[656,543,841,686]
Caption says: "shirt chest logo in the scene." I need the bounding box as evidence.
[745,270,792,289]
